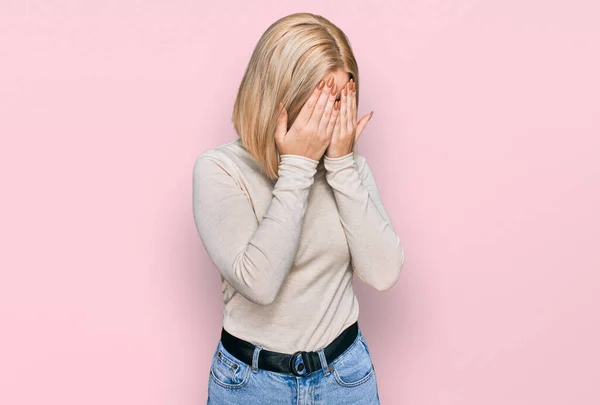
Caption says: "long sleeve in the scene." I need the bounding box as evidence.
[323,152,405,291]
[192,152,319,306]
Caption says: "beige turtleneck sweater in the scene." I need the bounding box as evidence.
[192,137,404,353]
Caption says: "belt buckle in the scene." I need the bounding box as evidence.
[289,351,312,377]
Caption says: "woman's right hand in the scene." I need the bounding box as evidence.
[274,77,340,161]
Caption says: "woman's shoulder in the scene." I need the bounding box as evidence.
[193,138,259,180]
[196,137,245,160]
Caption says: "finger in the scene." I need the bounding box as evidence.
[274,102,288,142]
[346,82,354,133]
[333,102,342,140]
[355,112,373,142]
[309,76,334,125]
[326,98,340,138]
[340,82,348,135]
[350,80,357,126]
[344,81,352,133]
[296,79,325,126]
[319,83,338,133]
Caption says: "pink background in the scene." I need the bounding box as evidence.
[1,1,599,404]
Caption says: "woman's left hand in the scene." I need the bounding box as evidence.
[325,78,374,158]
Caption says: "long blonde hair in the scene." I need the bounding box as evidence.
[232,12,359,180]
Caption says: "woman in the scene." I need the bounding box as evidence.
[193,12,405,404]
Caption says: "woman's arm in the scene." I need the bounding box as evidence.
[323,152,405,291]
[192,151,319,305]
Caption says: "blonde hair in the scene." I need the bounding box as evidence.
[232,12,360,180]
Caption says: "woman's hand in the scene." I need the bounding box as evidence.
[326,78,374,158]
[275,77,340,161]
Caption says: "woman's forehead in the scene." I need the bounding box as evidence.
[325,69,350,85]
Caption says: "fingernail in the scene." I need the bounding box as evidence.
[331,84,337,96]
[317,79,325,89]
[369,111,374,119]
[327,76,334,87]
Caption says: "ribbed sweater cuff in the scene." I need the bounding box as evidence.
[278,154,319,181]
[323,151,355,172]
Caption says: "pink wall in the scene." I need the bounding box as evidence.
[1,1,599,404]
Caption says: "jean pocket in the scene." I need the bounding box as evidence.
[209,341,251,389]
[331,332,375,387]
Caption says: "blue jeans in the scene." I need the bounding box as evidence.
[207,328,380,404]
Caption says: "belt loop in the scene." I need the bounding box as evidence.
[317,347,331,376]
[251,345,263,373]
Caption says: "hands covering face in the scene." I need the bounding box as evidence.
[326,78,374,159]
[274,76,373,161]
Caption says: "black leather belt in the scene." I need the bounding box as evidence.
[220,321,359,377]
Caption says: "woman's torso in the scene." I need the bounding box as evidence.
[204,138,361,353]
